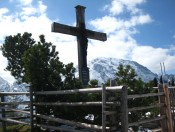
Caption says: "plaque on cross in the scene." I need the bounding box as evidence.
[51,5,107,86]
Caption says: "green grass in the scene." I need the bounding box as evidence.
[0,124,30,132]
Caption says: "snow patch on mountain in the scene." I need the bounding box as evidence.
[0,76,29,109]
[0,57,157,102]
[88,57,157,84]
[0,76,11,92]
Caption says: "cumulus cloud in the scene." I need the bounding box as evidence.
[125,14,153,27]
[20,1,47,16]
[105,0,124,15]
[90,16,124,33]
[105,0,146,16]
[0,8,9,17]
[90,14,152,35]
[131,46,168,71]
[18,0,33,6]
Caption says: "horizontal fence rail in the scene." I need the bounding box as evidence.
[35,86,123,95]
[34,101,119,106]
[127,92,164,99]
[0,92,30,95]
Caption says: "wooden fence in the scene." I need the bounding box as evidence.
[0,86,123,132]
[121,84,174,132]
[0,84,175,132]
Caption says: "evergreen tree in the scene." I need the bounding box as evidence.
[62,63,82,90]
[115,64,156,130]
[172,77,175,86]
[89,79,98,88]
[1,33,84,130]
[160,75,163,84]
[22,35,64,91]
[116,64,137,87]
[1,32,35,82]
[105,79,110,86]
[153,77,158,87]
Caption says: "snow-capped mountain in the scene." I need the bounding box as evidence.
[88,57,157,84]
[0,76,11,92]
[0,77,29,108]
[1,57,157,92]
[11,83,30,104]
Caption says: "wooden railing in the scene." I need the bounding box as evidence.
[33,86,123,132]
[0,91,31,132]
[0,86,123,132]
[120,84,174,132]
[0,84,175,132]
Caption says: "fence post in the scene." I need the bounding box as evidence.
[29,86,34,132]
[121,86,128,132]
[102,84,106,132]
[158,84,167,131]
[1,94,6,132]
[163,84,173,132]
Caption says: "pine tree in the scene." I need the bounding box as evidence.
[172,77,175,86]
[62,63,82,90]
[22,35,64,91]
[1,32,35,82]
[89,79,98,88]
[153,77,158,87]
[116,64,137,88]
[115,64,156,130]
[1,33,84,130]
[160,75,163,84]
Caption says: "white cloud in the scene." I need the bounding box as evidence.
[90,14,152,34]
[0,8,9,17]
[120,0,146,14]
[125,14,153,27]
[38,1,47,14]
[20,1,47,16]
[90,16,124,33]
[107,0,124,15]
[18,0,33,6]
[20,7,36,16]
[105,0,146,16]
[131,46,168,72]
[0,51,15,83]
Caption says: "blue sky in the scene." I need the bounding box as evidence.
[0,0,175,83]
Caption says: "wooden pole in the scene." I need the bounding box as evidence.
[35,86,123,95]
[163,84,173,132]
[158,84,167,131]
[121,86,128,132]
[1,94,6,132]
[102,84,106,132]
[35,113,110,131]
[29,86,34,132]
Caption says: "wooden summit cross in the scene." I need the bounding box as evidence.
[51,5,107,86]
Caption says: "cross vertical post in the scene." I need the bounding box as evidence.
[51,5,107,86]
[75,5,89,86]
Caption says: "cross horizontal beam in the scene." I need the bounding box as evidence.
[52,22,107,41]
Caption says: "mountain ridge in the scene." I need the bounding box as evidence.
[87,57,157,84]
[0,57,157,92]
